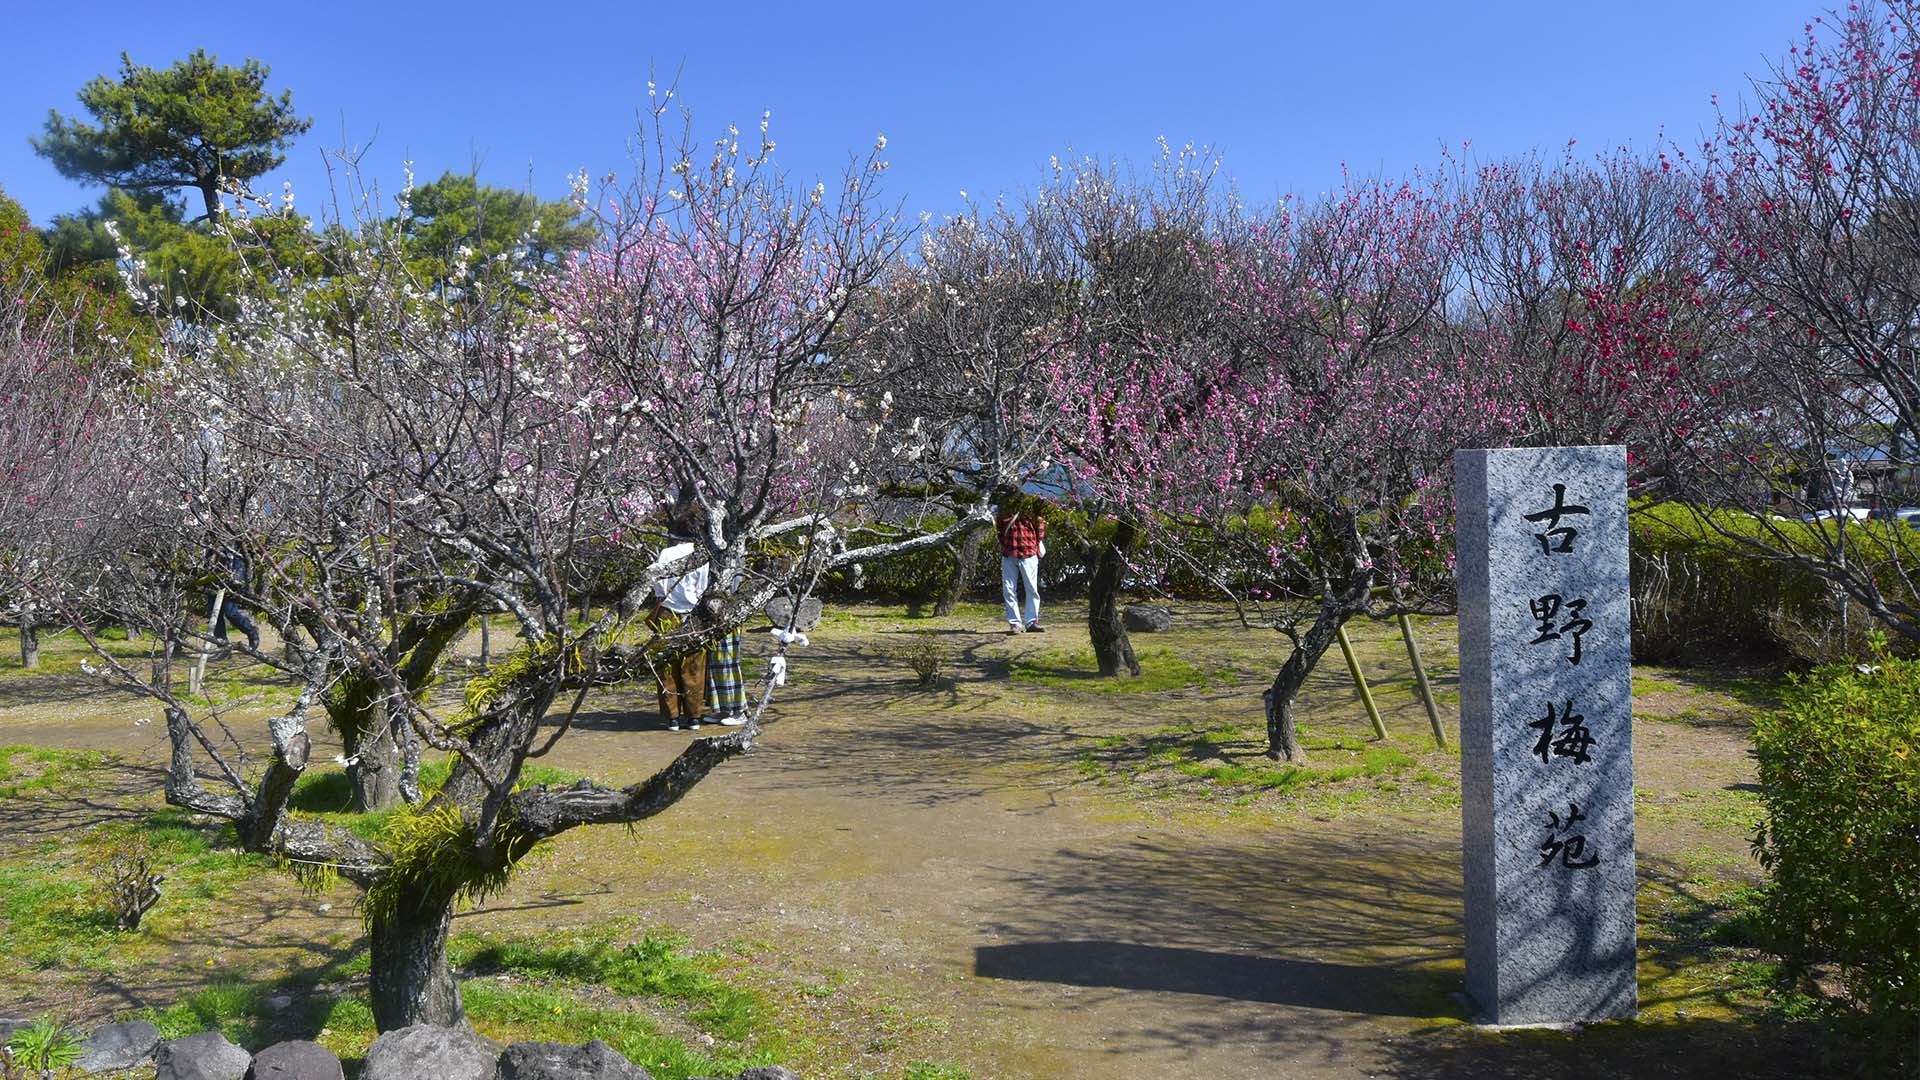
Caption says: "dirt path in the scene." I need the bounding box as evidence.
[0,607,1803,1079]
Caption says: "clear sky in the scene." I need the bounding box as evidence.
[0,1,1823,229]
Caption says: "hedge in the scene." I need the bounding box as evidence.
[1629,501,1920,664]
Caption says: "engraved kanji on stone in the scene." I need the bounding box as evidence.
[1528,699,1597,765]
[1537,801,1602,870]
[1522,483,1591,554]
[1527,593,1593,665]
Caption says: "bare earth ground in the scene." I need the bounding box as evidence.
[0,603,1811,1079]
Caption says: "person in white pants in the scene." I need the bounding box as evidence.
[995,499,1046,634]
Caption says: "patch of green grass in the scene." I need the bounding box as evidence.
[904,1063,973,1080]
[1007,647,1229,693]
[147,979,266,1044]
[1081,722,1432,802]
[311,993,378,1062]
[1170,743,1417,791]
[0,859,116,970]
[1637,787,1765,833]
[0,807,268,977]
[450,928,765,1045]
[1632,673,1686,697]
[1722,676,1786,710]
[287,757,580,840]
[0,627,151,679]
[463,980,767,1080]
[0,745,110,799]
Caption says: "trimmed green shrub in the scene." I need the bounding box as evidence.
[1753,643,1920,1069]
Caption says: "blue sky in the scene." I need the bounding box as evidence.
[1,1,1821,229]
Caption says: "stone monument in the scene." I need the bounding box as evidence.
[1455,445,1637,1025]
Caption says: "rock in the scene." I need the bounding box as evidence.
[76,1019,162,1073]
[737,1068,803,1080]
[155,1030,252,1080]
[1121,604,1174,632]
[363,1024,497,1080]
[246,1040,343,1080]
[497,1039,652,1080]
[763,596,822,632]
[0,1018,33,1041]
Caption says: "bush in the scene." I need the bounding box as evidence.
[4,1016,83,1078]
[85,829,164,930]
[894,631,949,688]
[1753,642,1920,1069]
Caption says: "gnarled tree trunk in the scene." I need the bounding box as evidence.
[1267,567,1374,763]
[1266,612,1344,763]
[370,891,463,1030]
[1088,520,1141,677]
[934,521,988,616]
[329,677,406,814]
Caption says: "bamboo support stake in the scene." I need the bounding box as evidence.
[1399,613,1448,748]
[1336,623,1388,739]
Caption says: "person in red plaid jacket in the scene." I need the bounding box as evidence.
[995,492,1046,634]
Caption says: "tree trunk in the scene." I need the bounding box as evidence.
[1088,520,1141,677]
[1267,580,1374,757]
[18,611,38,671]
[197,177,221,223]
[934,522,988,616]
[369,894,463,1031]
[151,635,176,690]
[1266,609,1347,764]
[349,701,404,813]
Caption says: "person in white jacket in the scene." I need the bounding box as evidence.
[646,530,711,731]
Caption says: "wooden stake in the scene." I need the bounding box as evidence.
[1399,613,1448,748]
[1336,622,1388,739]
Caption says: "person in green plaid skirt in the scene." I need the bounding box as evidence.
[704,625,748,725]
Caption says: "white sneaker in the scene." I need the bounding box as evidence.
[687,718,702,730]
[719,714,748,727]
[1007,623,1024,635]
[667,721,681,731]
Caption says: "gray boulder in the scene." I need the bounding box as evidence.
[363,1024,497,1080]
[0,1018,33,1042]
[246,1040,344,1080]
[1121,604,1174,632]
[497,1040,652,1080]
[155,1030,252,1080]
[76,1019,162,1073]
[763,596,822,632]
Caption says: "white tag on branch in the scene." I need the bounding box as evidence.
[769,655,788,687]
[768,628,810,647]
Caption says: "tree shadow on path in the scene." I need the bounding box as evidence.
[975,940,1460,1017]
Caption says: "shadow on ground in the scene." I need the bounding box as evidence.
[976,940,1461,1017]
[1375,1016,1818,1079]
